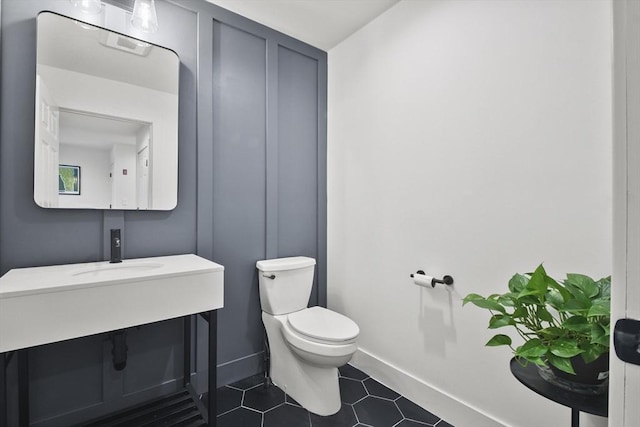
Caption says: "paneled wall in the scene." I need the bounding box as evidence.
[210,18,326,381]
[0,0,326,424]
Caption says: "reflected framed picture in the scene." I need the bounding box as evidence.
[59,165,81,195]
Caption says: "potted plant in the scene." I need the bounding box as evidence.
[463,264,610,390]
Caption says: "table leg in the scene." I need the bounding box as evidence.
[18,350,29,427]
[571,408,579,427]
[208,310,217,427]
[1,353,6,427]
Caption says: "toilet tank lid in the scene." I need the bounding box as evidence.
[256,256,316,272]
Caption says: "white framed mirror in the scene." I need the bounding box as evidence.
[34,11,179,210]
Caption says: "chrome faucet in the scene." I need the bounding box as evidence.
[110,229,122,263]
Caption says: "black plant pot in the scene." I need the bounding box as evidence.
[539,353,609,395]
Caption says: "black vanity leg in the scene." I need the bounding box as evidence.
[18,350,28,427]
[1,353,6,427]
[183,315,191,388]
[571,408,579,427]
[208,310,217,427]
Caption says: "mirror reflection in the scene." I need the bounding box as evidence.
[34,12,179,210]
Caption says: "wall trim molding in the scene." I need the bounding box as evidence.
[351,348,506,427]
[216,351,264,387]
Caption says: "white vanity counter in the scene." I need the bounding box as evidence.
[0,254,224,352]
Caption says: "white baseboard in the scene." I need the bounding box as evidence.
[351,348,506,427]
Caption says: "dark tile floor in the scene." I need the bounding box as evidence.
[216,364,454,427]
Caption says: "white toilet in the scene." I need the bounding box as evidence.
[256,256,359,416]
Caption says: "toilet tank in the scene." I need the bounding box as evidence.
[256,256,316,315]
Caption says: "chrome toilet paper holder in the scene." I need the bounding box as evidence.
[410,270,454,287]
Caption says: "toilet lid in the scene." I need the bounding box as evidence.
[287,306,359,343]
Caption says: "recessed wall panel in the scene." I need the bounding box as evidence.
[277,46,319,304]
[212,21,267,365]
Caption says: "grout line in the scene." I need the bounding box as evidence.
[218,364,453,427]
[225,384,245,391]
[215,407,238,418]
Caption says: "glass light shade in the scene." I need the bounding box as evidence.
[69,0,103,15]
[131,0,159,33]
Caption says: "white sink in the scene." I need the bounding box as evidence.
[72,262,164,278]
[0,254,224,352]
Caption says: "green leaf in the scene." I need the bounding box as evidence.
[515,339,548,358]
[591,323,608,342]
[518,294,543,305]
[536,307,554,322]
[562,299,591,314]
[488,314,515,329]
[463,296,506,313]
[511,307,528,319]
[550,339,584,358]
[462,293,484,305]
[547,353,576,375]
[497,293,517,307]
[565,274,598,298]
[587,302,610,318]
[545,289,565,310]
[538,327,563,340]
[526,357,548,367]
[591,326,610,346]
[545,275,572,302]
[524,265,548,296]
[596,277,611,298]
[508,274,528,293]
[485,334,512,347]
[561,316,591,333]
[580,344,605,364]
[517,288,544,300]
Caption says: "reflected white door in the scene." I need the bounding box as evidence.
[34,75,60,208]
[137,146,149,209]
[110,162,116,209]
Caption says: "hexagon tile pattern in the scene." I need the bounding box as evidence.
[214,364,454,427]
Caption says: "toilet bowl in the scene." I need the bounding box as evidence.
[257,257,360,416]
[283,306,358,367]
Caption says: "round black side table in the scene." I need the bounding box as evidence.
[510,358,608,427]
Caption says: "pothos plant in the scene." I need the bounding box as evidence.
[463,265,611,375]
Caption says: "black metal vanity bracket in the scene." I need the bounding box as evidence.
[3,351,13,368]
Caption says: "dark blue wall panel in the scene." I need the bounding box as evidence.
[277,46,320,305]
[0,0,327,423]
[212,21,267,367]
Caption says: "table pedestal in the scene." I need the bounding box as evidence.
[510,358,607,427]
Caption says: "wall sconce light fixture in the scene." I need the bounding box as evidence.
[69,0,103,15]
[131,0,159,33]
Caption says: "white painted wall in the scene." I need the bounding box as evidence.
[59,144,110,209]
[327,1,612,426]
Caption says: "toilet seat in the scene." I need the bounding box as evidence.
[281,307,359,359]
[282,321,357,360]
[287,306,359,344]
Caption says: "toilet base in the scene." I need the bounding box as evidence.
[262,313,343,416]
